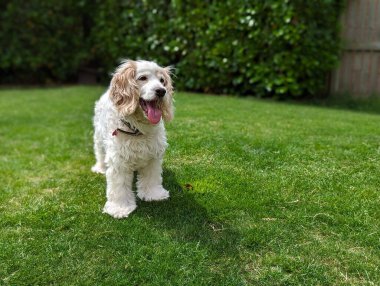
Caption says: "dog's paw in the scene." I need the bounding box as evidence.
[103,201,137,219]
[137,186,170,202]
[91,163,106,174]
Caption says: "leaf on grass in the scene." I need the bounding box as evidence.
[184,183,193,190]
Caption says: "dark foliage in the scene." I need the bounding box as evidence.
[0,0,344,96]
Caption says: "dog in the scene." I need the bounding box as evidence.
[91,60,174,218]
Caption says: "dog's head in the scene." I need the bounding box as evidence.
[109,60,174,124]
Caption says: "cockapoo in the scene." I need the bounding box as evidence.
[91,60,174,218]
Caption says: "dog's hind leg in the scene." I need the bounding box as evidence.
[136,159,170,201]
[91,131,106,174]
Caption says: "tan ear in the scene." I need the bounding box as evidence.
[161,66,174,122]
[109,60,139,116]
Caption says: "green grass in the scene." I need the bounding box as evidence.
[1,86,379,285]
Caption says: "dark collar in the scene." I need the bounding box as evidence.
[112,119,143,136]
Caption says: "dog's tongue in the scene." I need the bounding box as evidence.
[146,101,162,124]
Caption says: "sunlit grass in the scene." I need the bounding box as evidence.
[1,87,379,285]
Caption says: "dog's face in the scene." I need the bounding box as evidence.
[109,60,174,124]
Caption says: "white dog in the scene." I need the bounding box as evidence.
[91,60,174,219]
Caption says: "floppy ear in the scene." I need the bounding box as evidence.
[109,60,139,116]
[161,66,174,122]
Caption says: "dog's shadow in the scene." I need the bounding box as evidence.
[134,168,240,257]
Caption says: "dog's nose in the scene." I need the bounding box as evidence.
[155,88,166,98]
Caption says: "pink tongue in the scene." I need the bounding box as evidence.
[146,101,162,124]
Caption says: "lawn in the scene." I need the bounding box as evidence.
[0,86,379,285]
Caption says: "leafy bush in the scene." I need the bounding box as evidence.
[0,0,95,83]
[0,0,344,97]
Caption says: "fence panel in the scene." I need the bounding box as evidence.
[330,0,380,97]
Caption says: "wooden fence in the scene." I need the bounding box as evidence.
[330,0,380,97]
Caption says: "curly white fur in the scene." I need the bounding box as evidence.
[92,60,174,219]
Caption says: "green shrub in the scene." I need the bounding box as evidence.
[168,0,345,96]
[0,0,96,83]
[0,0,344,97]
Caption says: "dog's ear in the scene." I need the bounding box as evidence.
[109,60,139,115]
[161,66,174,122]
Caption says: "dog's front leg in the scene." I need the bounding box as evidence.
[103,166,136,219]
[137,159,169,201]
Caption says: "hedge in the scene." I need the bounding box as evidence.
[0,0,345,97]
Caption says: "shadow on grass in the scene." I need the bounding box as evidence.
[292,94,380,115]
[246,93,380,115]
[136,168,241,258]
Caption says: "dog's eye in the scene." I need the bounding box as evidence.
[160,78,165,84]
[138,76,147,81]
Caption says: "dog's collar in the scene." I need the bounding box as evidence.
[112,119,143,136]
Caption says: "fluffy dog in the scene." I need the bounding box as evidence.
[91,60,174,218]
